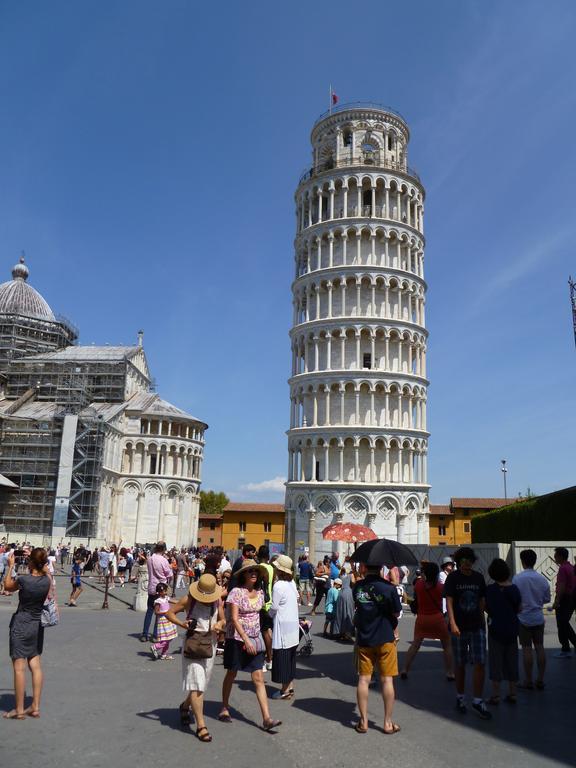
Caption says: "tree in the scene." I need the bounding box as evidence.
[517,487,536,500]
[199,490,229,516]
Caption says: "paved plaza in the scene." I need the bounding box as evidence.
[0,574,573,768]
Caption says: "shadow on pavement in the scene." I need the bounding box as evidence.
[296,628,574,766]
[290,695,358,728]
[136,707,185,732]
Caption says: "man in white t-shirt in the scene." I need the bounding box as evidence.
[512,548,551,689]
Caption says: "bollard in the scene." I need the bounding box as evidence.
[133,564,148,611]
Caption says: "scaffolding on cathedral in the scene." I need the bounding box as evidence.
[0,350,150,539]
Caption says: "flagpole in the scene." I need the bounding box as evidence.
[329,84,332,115]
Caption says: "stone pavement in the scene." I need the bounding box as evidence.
[0,576,574,768]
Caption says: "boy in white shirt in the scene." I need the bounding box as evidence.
[512,549,551,689]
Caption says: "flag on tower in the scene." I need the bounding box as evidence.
[329,85,339,115]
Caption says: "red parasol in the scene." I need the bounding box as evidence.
[321,522,377,544]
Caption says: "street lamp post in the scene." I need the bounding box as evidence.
[501,459,508,500]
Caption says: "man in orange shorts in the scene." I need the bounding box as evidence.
[352,564,402,734]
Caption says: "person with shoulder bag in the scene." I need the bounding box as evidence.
[219,560,282,732]
[3,548,52,719]
[164,573,225,742]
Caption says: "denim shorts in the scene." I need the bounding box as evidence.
[451,629,486,666]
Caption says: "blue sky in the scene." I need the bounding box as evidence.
[0,1,574,503]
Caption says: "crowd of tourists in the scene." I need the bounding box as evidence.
[1,536,574,742]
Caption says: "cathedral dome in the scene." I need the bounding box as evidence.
[0,256,56,321]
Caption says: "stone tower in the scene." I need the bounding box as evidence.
[284,102,429,561]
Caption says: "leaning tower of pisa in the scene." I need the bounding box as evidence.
[284,102,429,561]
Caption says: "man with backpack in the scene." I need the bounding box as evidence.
[352,563,402,735]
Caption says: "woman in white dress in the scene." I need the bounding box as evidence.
[269,555,300,700]
[165,573,225,743]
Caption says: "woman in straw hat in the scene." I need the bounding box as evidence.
[269,555,300,700]
[165,573,225,742]
[219,559,282,731]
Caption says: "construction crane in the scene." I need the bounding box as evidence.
[570,277,576,348]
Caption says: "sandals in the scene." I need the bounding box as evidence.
[271,689,294,700]
[354,721,368,734]
[218,711,233,723]
[196,726,212,742]
[179,704,192,726]
[26,709,41,718]
[383,723,401,735]
[3,710,25,720]
[262,718,282,731]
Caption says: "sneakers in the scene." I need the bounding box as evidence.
[471,701,492,720]
[265,661,273,671]
[456,698,467,714]
[553,650,572,658]
[150,644,160,660]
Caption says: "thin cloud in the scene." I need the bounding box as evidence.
[240,476,286,493]
[470,226,572,313]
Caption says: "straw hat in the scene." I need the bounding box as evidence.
[273,554,293,575]
[234,558,268,579]
[189,573,223,604]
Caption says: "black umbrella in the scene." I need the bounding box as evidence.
[351,538,419,567]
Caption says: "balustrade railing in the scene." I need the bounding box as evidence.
[299,154,421,184]
[299,203,416,230]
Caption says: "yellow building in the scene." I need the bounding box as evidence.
[222,502,285,552]
[197,514,223,548]
[429,498,512,546]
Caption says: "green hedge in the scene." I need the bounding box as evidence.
[472,486,576,543]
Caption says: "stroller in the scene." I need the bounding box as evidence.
[297,617,314,656]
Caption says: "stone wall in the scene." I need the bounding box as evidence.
[407,540,576,599]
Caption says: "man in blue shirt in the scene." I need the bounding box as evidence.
[329,552,341,581]
[297,555,314,606]
[352,564,402,735]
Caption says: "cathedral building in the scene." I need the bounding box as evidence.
[0,257,206,547]
[284,102,429,560]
